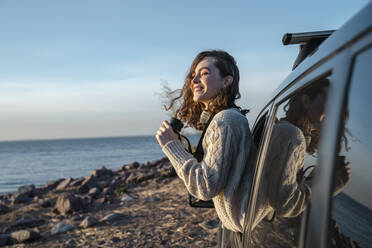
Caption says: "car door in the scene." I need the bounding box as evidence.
[243,46,352,248]
[304,33,372,248]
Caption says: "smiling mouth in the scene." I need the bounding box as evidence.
[193,86,203,93]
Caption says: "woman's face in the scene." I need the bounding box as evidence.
[190,56,230,108]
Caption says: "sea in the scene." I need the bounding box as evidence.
[0,135,199,195]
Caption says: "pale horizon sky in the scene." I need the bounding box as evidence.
[0,0,369,141]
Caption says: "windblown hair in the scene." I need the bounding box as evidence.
[282,78,330,154]
[166,50,248,130]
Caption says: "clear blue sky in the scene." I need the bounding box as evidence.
[0,0,368,141]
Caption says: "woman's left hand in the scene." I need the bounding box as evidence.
[156,120,179,147]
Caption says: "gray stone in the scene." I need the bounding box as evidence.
[64,239,76,247]
[88,187,101,198]
[0,234,10,246]
[56,178,73,191]
[11,229,40,243]
[12,217,44,228]
[120,195,133,202]
[79,216,98,228]
[78,175,97,193]
[45,179,64,190]
[101,213,125,222]
[17,185,36,196]
[11,195,32,204]
[91,166,113,178]
[55,193,87,215]
[0,204,9,215]
[51,222,72,234]
[71,215,84,222]
[40,200,52,208]
[111,237,121,243]
[124,162,140,170]
[69,177,84,187]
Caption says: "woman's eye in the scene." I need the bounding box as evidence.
[201,71,209,76]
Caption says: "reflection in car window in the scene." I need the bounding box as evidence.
[251,77,343,247]
[331,47,372,248]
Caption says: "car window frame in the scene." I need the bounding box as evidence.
[243,47,353,247]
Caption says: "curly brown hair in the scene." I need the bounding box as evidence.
[166,50,248,130]
[282,78,330,154]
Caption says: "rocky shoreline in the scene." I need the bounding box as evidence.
[0,158,218,247]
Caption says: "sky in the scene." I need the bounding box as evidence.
[0,0,369,141]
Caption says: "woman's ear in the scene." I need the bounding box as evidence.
[223,75,233,88]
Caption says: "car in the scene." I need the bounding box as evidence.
[242,2,372,248]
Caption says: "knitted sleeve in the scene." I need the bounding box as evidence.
[162,115,236,201]
[267,123,311,217]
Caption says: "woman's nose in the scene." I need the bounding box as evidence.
[192,75,200,84]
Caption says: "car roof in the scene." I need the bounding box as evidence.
[265,2,372,107]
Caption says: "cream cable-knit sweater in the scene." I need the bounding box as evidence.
[162,108,257,232]
[252,121,310,230]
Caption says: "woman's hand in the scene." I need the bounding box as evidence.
[156,120,179,147]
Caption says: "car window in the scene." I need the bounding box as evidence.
[330,47,372,248]
[252,111,269,148]
[250,76,331,247]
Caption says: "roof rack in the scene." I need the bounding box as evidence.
[282,30,335,70]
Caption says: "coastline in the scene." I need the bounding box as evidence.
[0,157,218,247]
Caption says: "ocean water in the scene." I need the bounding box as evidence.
[0,135,198,194]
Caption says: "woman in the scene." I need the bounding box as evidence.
[250,79,351,247]
[156,50,257,246]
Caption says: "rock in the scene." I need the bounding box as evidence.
[124,162,140,170]
[40,200,52,208]
[125,172,138,184]
[0,234,10,246]
[12,217,44,228]
[11,195,32,204]
[120,195,133,202]
[111,237,121,243]
[110,177,120,187]
[69,177,84,187]
[91,166,113,178]
[88,187,101,198]
[79,216,98,228]
[78,175,97,194]
[56,178,73,191]
[0,204,9,215]
[0,226,10,234]
[71,215,84,222]
[97,180,110,189]
[143,161,151,168]
[63,239,76,247]
[101,213,125,222]
[17,185,36,197]
[102,186,114,195]
[96,197,106,204]
[51,222,72,234]
[45,179,64,190]
[11,229,40,243]
[55,193,87,215]
[10,185,36,204]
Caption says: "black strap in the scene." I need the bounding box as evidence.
[188,112,216,208]
[193,113,215,162]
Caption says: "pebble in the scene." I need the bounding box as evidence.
[101,213,125,222]
[51,222,73,234]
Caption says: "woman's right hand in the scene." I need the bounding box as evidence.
[155,120,179,148]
